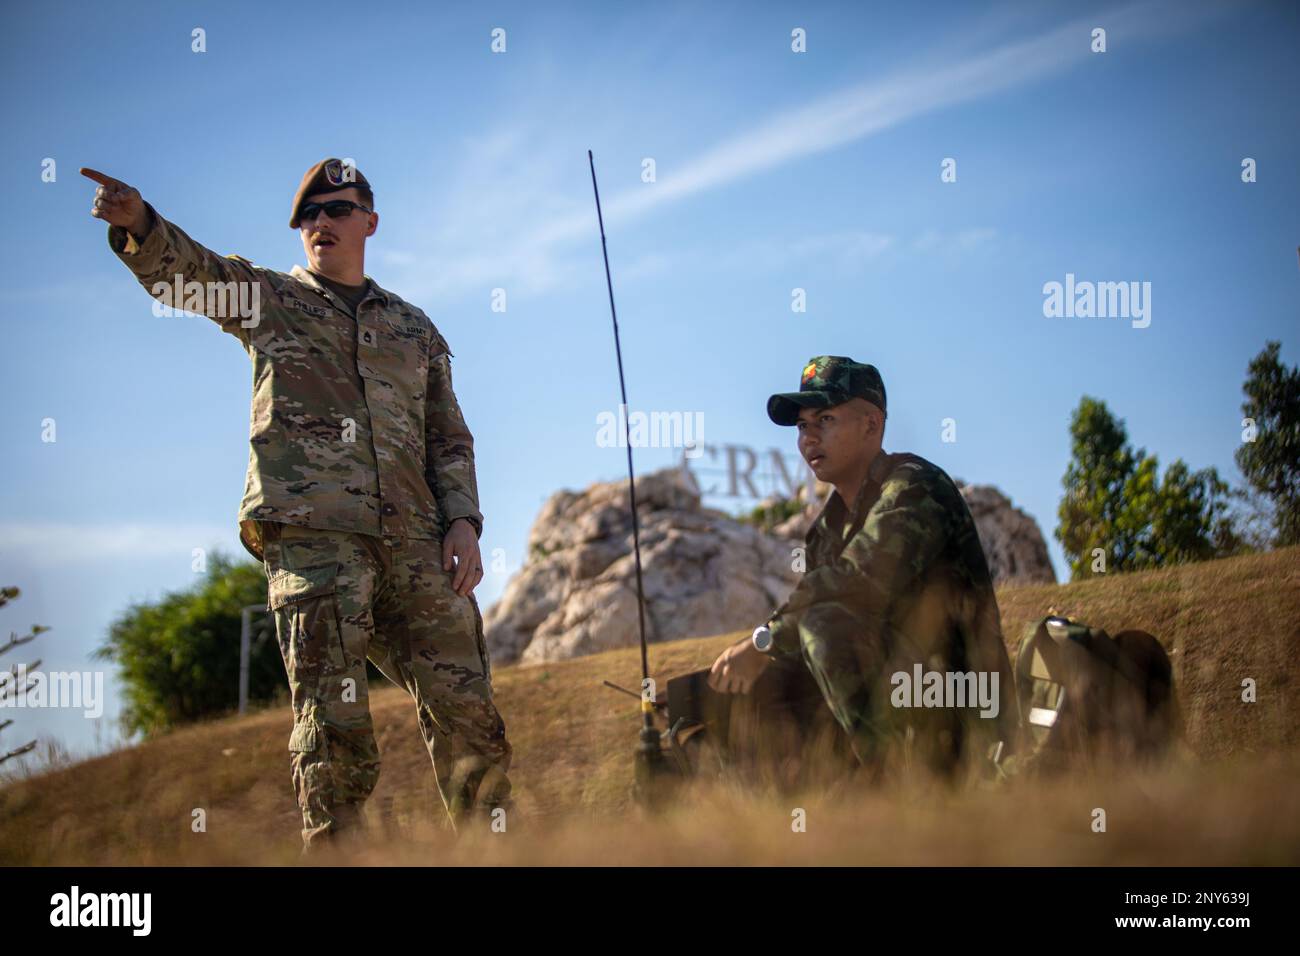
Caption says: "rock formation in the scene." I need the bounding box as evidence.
[485,465,1055,664]
[485,467,799,665]
[956,483,1056,585]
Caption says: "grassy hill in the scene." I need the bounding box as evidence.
[1,547,1297,865]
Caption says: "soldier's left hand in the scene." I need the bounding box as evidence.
[444,518,484,597]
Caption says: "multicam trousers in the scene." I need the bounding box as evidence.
[258,520,512,846]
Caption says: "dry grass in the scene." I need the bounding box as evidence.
[1,547,1297,866]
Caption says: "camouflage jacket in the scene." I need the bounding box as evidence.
[108,208,483,561]
[766,450,1019,745]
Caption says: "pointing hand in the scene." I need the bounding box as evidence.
[80,167,151,237]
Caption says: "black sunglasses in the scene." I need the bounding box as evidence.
[298,199,372,223]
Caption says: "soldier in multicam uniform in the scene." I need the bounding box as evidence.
[709,356,1021,783]
[82,160,512,849]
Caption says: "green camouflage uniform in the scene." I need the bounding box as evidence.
[107,206,511,844]
[765,358,1020,780]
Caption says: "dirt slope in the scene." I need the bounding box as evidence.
[1,547,1296,865]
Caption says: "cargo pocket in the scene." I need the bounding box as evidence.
[289,698,322,753]
[268,562,344,685]
[267,563,337,611]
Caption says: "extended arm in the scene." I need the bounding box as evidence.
[82,167,265,345]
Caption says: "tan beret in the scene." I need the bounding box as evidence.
[289,158,372,227]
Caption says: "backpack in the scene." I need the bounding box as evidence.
[1006,615,1180,774]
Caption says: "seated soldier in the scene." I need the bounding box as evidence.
[708,356,1021,784]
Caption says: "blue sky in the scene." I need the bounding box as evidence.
[2,0,1297,758]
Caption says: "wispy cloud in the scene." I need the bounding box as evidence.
[388,0,1217,303]
[0,523,238,567]
[665,230,897,278]
[591,227,996,282]
[912,228,1000,253]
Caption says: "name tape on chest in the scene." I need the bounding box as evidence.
[283,296,331,318]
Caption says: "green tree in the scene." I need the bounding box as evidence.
[1235,341,1300,546]
[1056,397,1138,575]
[1056,397,1239,579]
[93,553,281,738]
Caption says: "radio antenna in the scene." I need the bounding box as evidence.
[587,150,664,786]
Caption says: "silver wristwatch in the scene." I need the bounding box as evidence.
[751,624,774,654]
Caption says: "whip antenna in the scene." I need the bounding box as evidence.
[587,150,663,782]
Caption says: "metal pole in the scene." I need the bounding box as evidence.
[239,603,265,715]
